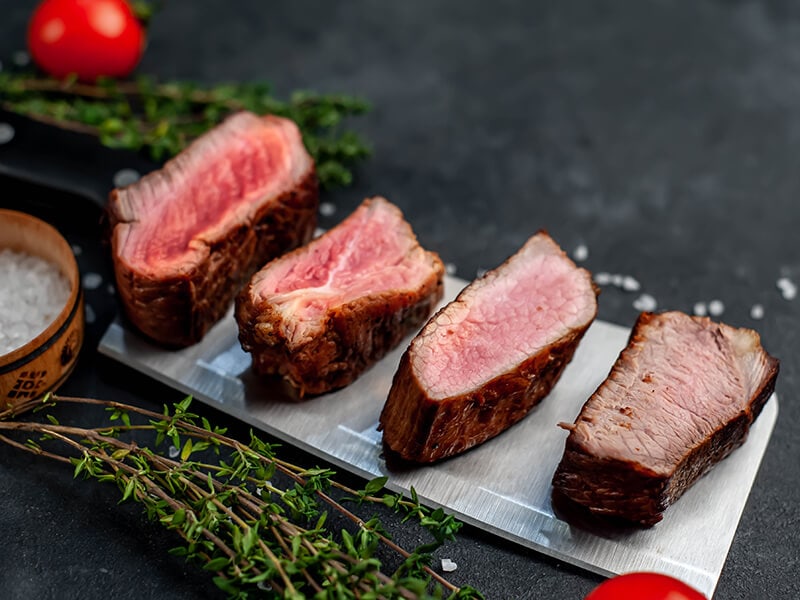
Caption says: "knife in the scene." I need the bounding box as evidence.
[0,108,156,209]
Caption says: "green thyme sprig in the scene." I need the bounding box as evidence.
[0,71,370,189]
[0,395,483,600]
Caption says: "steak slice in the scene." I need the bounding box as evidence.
[235,197,444,396]
[108,111,318,347]
[552,311,779,526]
[379,232,598,463]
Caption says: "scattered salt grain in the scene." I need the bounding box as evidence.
[168,445,180,458]
[777,277,797,300]
[445,263,458,276]
[693,302,707,316]
[112,168,141,188]
[319,201,336,217]
[82,272,103,290]
[708,299,725,317]
[573,244,588,262]
[313,227,326,239]
[12,50,30,67]
[0,249,71,355]
[476,267,487,278]
[633,293,657,312]
[107,283,116,295]
[595,272,642,293]
[750,303,765,320]
[71,244,82,256]
[85,304,96,324]
[621,275,641,292]
[441,558,458,573]
[0,123,15,145]
[594,272,612,286]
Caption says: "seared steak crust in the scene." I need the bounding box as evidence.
[109,112,318,347]
[379,232,598,463]
[552,311,779,526]
[382,324,589,463]
[236,197,444,396]
[239,283,443,396]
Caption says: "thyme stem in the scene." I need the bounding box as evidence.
[0,394,483,600]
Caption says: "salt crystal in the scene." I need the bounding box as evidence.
[168,445,180,458]
[777,277,797,300]
[85,304,96,324]
[621,275,640,292]
[71,244,82,256]
[476,268,487,278]
[693,302,707,316]
[0,123,15,145]
[12,50,30,66]
[313,227,326,239]
[573,244,588,262]
[107,283,115,295]
[319,202,336,217]
[445,263,457,276]
[441,558,458,573]
[750,304,765,319]
[0,249,71,355]
[594,272,612,286]
[611,274,625,287]
[632,293,657,312]
[113,168,141,188]
[708,299,725,316]
[82,272,103,290]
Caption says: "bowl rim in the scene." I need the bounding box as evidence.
[0,208,82,368]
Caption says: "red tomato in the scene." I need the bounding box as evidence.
[27,0,145,81]
[586,572,707,600]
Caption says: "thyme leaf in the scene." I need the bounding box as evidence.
[0,70,371,190]
[0,394,483,600]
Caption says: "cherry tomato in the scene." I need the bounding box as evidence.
[586,572,707,600]
[27,0,145,81]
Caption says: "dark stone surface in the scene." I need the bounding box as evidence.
[1,1,799,598]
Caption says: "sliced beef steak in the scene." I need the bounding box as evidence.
[552,311,779,526]
[379,232,598,463]
[235,197,444,396]
[108,112,318,347]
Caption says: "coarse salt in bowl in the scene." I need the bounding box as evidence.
[0,209,84,413]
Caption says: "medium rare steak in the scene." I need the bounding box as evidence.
[235,197,444,396]
[379,232,598,463]
[552,311,779,526]
[108,111,318,347]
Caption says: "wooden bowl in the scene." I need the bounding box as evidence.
[0,209,84,413]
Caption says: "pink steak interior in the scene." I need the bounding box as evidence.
[410,234,597,400]
[249,198,437,343]
[113,113,310,277]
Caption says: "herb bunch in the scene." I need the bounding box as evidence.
[0,394,482,600]
[0,70,370,189]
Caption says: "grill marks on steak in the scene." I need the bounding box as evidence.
[552,311,779,526]
[379,232,598,463]
[235,197,445,396]
[108,112,318,347]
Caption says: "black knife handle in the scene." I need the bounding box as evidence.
[0,108,156,209]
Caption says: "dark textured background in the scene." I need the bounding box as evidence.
[1,1,799,598]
